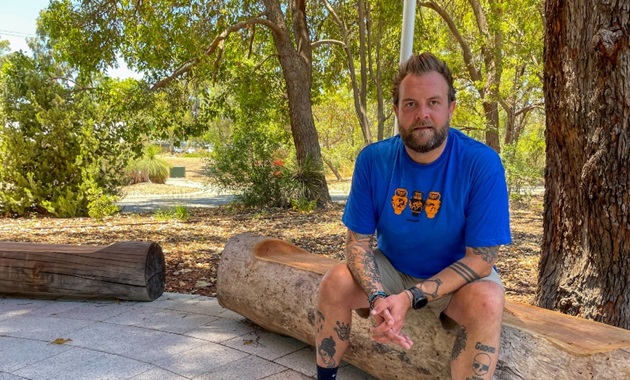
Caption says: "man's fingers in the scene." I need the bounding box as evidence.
[370,329,414,350]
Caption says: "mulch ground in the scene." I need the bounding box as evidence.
[0,191,543,305]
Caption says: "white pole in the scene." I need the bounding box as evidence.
[400,0,416,64]
[395,0,416,135]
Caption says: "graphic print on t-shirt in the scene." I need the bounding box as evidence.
[409,191,424,217]
[391,188,409,215]
[391,189,441,219]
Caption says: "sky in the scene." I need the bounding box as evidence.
[0,0,140,79]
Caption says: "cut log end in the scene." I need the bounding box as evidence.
[145,242,166,301]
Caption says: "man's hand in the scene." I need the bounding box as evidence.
[369,293,413,350]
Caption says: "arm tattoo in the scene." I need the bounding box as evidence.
[449,261,481,283]
[354,232,373,241]
[419,278,443,299]
[472,246,499,264]
[345,231,382,294]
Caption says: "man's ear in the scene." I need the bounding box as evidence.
[449,101,456,118]
[448,100,457,116]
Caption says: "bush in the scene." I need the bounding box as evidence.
[0,52,130,217]
[126,145,171,184]
[204,121,297,208]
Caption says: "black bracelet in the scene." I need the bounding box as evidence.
[368,290,387,309]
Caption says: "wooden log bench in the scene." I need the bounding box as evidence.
[0,241,165,301]
[217,233,630,380]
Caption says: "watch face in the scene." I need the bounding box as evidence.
[414,296,428,309]
[409,287,427,309]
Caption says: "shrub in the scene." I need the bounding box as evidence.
[127,145,171,184]
[204,121,296,208]
[0,52,129,217]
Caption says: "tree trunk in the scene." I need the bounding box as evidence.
[263,0,332,207]
[538,0,630,329]
[0,241,165,301]
[483,100,501,152]
[217,234,630,379]
[323,157,343,181]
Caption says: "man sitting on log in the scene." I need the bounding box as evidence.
[315,52,512,380]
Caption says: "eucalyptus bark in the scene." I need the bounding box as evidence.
[538,0,630,329]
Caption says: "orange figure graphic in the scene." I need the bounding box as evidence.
[425,192,442,219]
[409,191,424,217]
[391,188,409,215]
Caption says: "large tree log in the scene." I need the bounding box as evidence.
[217,233,630,380]
[0,241,165,301]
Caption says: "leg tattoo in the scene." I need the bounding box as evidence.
[452,325,468,361]
[317,336,338,368]
[472,353,492,377]
[315,310,325,334]
[334,321,351,341]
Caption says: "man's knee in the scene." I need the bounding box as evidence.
[446,281,505,326]
[318,264,361,305]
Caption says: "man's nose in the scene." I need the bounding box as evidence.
[415,104,430,120]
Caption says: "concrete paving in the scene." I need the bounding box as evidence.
[0,292,376,380]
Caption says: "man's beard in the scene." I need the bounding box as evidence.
[400,119,449,154]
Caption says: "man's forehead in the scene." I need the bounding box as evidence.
[400,72,449,96]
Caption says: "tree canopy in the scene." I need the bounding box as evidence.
[3,1,548,210]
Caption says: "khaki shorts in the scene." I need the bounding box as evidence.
[357,249,504,330]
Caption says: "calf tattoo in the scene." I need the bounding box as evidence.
[475,342,496,354]
[315,310,325,334]
[334,321,351,341]
[452,326,468,360]
[318,336,338,368]
[472,353,492,377]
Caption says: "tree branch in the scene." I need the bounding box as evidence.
[150,17,280,91]
[418,1,482,82]
[311,39,346,48]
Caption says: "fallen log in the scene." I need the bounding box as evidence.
[0,241,165,301]
[217,233,630,380]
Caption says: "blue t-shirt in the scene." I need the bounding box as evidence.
[342,128,512,278]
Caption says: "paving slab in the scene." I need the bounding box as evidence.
[0,293,374,379]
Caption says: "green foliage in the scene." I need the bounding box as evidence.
[154,204,190,221]
[501,124,545,200]
[0,50,132,218]
[314,90,365,178]
[291,198,317,213]
[127,145,171,184]
[205,121,295,208]
[35,0,548,209]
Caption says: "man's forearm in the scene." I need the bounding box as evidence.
[345,230,383,297]
[412,246,499,302]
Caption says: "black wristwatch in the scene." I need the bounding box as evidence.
[407,286,428,310]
